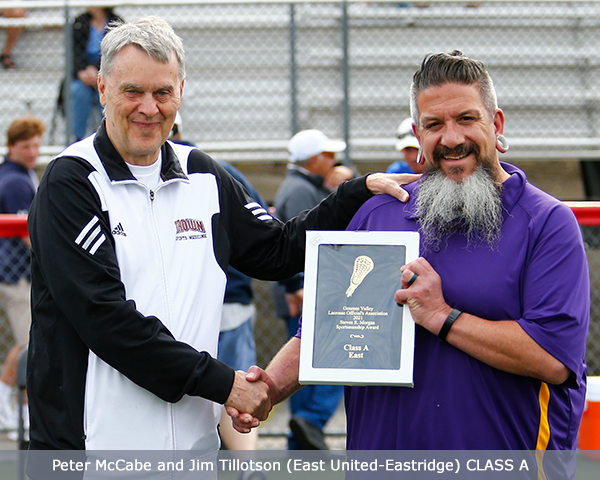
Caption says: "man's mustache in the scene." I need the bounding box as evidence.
[433,144,480,163]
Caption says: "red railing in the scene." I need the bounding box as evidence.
[2,203,600,238]
[564,202,600,227]
[0,214,29,238]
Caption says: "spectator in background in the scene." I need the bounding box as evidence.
[169,112,266,451]
[168,112,194,146]
[70,7,122,141]
[386,117,426,174]
[272,129,348,450]
[0,116,45,434]
[1,7,26,69]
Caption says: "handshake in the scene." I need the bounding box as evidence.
[223,366,278,434]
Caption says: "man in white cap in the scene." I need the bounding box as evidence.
[272,129,347,450]
[275,129,348,222]
[387,117,426,174]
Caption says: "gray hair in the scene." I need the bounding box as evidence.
[99,16,185,81]
[410,50,498,127]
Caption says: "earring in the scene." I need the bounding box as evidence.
[496,134,509,153]
[416,149,424,164]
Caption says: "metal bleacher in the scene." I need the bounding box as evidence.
[1,1,600,164]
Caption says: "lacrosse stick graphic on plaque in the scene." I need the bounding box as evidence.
[346,255,374,297]
[299,230,419,386]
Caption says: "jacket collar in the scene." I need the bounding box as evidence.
[93,121,188,183]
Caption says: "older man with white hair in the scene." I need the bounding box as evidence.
[26,16,417,453]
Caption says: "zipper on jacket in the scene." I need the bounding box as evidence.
[145,183,176,447]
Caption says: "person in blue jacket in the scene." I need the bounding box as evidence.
[0,115,45,434]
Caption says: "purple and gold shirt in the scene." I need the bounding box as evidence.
[340,163,589,450]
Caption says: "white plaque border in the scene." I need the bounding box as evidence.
[299,230,419,387]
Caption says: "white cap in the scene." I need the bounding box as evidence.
[288,129,346,163]
[170,112,183,139]
[174,112,183,129]
[395,117,420,151]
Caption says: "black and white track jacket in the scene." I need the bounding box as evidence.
[26,124,373,450]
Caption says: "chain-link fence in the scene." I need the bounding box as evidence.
[2,1,600,161]
[2,0,600,446]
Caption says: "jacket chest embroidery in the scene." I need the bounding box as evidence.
[111,222,127,237]
[174,218,207,241]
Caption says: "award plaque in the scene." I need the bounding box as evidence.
[298,230,419,386]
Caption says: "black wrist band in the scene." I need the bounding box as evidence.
[438,308,462,342]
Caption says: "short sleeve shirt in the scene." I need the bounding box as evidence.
[341,163,589,451]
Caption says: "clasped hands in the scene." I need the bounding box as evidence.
[224,368,274,433]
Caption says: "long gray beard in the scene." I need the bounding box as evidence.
[415,165,503,250]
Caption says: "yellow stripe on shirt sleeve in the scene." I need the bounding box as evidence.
[536,382,551,450]
[535,382,551,480]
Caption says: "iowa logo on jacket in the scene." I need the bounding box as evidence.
[175,218,207,241]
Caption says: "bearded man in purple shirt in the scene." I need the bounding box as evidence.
[231,51,590,456]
